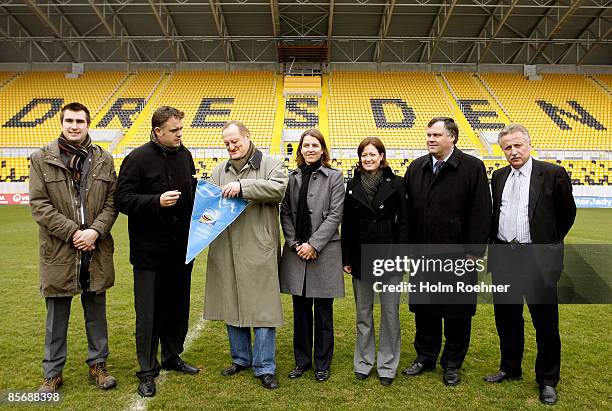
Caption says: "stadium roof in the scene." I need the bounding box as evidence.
[0,0,610,66]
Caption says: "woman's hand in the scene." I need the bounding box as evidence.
[296,243,317,260]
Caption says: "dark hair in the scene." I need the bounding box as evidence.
[222,120,250,138]
[428,116,459,144]
[356,137,389,172]
[152,106,184,129]
[295,128,331,168]
[60,102,91,125]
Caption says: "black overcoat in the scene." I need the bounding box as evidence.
[115,141,196,268]
[341,167,409,280]
[404,148,492,317]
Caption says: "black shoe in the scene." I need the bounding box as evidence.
[258,373,279,389]
[314,369,330,382]
[355,372,369,381]
[379,377,394,386]
[163,359,200,375]
[402,362,435,376]
[443,368,460,386]
[539,385,557,405]
[288,366,309,379]
[484,370,521,383]
[221,363,250,376]
[137,376,156,398]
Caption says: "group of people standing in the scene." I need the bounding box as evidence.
[29,102,575,406]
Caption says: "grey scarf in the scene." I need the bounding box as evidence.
[360,169,384,202]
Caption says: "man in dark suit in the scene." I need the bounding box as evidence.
[485,124,576,405]
[403,117,491,386]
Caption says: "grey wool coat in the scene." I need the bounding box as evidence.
[204,149,288,327]
[279,165,345,298]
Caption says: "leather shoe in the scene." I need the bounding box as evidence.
[288,366,309,379]
[258,373,279,389]
[443,368,460,386]
[163,359,200,375]
[314,369,330,382]
[355,372,369,381]
[539,385,557,405]
[221,363,250,376]
[379,377,394,386]
[402,362,435,376]
[137,376,156,398]
[484,370,521,383]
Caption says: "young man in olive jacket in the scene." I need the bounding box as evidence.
[115,106,198,398]
[29,102,118,393]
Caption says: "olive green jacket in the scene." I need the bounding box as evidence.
[29,139,118,297]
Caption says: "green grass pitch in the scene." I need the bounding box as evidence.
[0,206,610,410]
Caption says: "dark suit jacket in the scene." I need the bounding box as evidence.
[404,147,492,317]
[489,158,576,284]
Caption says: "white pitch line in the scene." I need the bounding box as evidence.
[124,317,207,411]
[565,236,608,243]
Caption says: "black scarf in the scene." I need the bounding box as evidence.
[295,160,321,243]
[58,133,92,189]
[360,169,383,203]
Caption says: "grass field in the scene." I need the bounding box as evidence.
[0,206,610,410]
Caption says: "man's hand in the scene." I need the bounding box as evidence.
[221,182,241,198]
[296,243,317,260]
[160,190,181,207]
[73,229,99,251]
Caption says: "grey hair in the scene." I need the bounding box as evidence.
[498,124,531,146]
[222,120,250,138]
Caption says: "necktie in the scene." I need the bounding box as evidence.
[433,160,444,176]
[506,169,521,241]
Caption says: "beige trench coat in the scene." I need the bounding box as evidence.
[204,149,288,327]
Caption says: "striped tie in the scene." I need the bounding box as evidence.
[506,169,521,242]
[433,160,444,176]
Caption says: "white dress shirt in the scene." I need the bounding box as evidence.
[431,147,454,171]
[498,157,533,243]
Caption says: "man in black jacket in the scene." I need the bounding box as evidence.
[403,117,491,386]
[115,106,198,398]
[485,124,576,405]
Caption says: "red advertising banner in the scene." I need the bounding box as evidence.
[0,193,30,205]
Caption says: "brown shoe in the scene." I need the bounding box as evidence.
[89,362,117,390]
[38,375,63,393]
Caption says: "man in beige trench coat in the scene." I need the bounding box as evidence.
[205,120,288,389]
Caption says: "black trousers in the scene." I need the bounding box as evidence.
[413,312,472,370]
[492,244,561,387]
[494,302,560,387]
[133,262,193,379]
[292,295,334,371]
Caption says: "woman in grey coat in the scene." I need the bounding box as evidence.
[279,128,345,382]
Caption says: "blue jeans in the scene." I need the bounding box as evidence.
[226,325,276,376]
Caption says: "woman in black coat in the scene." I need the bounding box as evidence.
[341,137,409,386]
